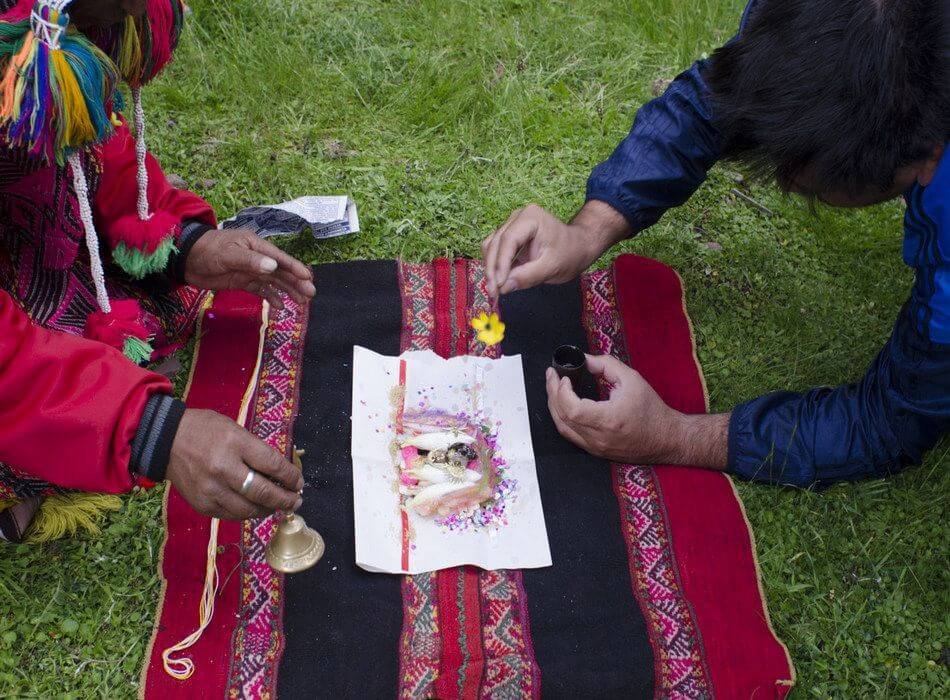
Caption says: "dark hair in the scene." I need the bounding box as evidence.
[707,0,950,196]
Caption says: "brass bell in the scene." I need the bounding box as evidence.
[265,449,325,574]
[265,512,325,573]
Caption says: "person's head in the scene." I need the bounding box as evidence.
[707,0,949,207]
[68,0,147,30]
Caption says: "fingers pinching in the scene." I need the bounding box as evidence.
[494,223,532,294]
[484,230,504,293]
[485,209,521,293]
[481,232,494,257]
[501,258,545,294]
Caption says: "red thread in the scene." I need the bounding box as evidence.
[397,359,410,572]
[453,258,469,357]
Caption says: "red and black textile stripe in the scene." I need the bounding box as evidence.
[144,257,793,699]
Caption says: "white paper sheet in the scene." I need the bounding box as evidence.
[351,346,552,574]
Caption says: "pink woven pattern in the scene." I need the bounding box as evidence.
[225,298,308,699]
[581,269,711,698]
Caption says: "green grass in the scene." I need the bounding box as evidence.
[1,0,948,696]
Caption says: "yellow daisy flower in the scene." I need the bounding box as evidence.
[470,311,506,346]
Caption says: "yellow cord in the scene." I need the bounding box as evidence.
[161,301,269,681]
[161,517,220,680]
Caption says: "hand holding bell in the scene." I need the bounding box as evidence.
[265,449,325,573]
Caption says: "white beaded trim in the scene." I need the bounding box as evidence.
[68,151,111,315]
[132,88,151,221]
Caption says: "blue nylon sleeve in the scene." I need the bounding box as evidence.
[584,0,763,233]
[728,309,950,488]
[585,58,724,233]
[903,144,950,343]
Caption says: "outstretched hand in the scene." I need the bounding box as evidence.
[184,228,316,310]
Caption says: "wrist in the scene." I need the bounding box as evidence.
[172,220,214,284]
[570,200,630,263]
[130,395,187,482]
[663,411,731,469]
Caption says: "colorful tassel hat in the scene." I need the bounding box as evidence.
[92,0,185,279]
[0,0,185,363]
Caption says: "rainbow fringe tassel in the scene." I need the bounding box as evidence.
[111,0,184,88]
[0,5,118,163]
[105,1,186,277]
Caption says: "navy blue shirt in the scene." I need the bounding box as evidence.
[586,1,950,488]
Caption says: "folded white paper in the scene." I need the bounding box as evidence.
[351,346,552,574]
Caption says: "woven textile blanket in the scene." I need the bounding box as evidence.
[141,257,794,699]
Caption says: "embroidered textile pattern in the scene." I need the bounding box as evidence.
[399,567,442,698]
[399,261,436,353]
[224,299,308,699]
[396,260,538,699]
[0,150,204,356]
[0,462,64,501]
[479,569,540,697]
[581,269,712,698]
[0,154,204,502]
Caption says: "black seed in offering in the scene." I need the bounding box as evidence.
[448,443,477,461]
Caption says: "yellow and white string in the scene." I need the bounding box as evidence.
[161,516,220,680]
[161,303,268,681]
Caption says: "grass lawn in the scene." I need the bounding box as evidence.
[1,0,948,696]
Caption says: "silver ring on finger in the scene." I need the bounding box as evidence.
[240,469,257,496]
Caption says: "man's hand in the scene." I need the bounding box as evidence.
[166,409,304,521]
[545,354,730,468]
[184,229,316,310]
[481,201,630,297]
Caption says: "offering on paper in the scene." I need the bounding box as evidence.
[351,346,552,574]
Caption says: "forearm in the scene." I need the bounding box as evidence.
[664,412,731,469]
[729,307,950,488]
[0,291,174,493]
[585,58,724,234]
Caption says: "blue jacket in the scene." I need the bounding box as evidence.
[586,1,950,488]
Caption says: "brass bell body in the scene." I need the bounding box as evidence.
[266,512,326,573]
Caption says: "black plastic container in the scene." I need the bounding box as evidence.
[552,344,591,394]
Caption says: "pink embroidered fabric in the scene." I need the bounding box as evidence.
[0,151,205,358]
